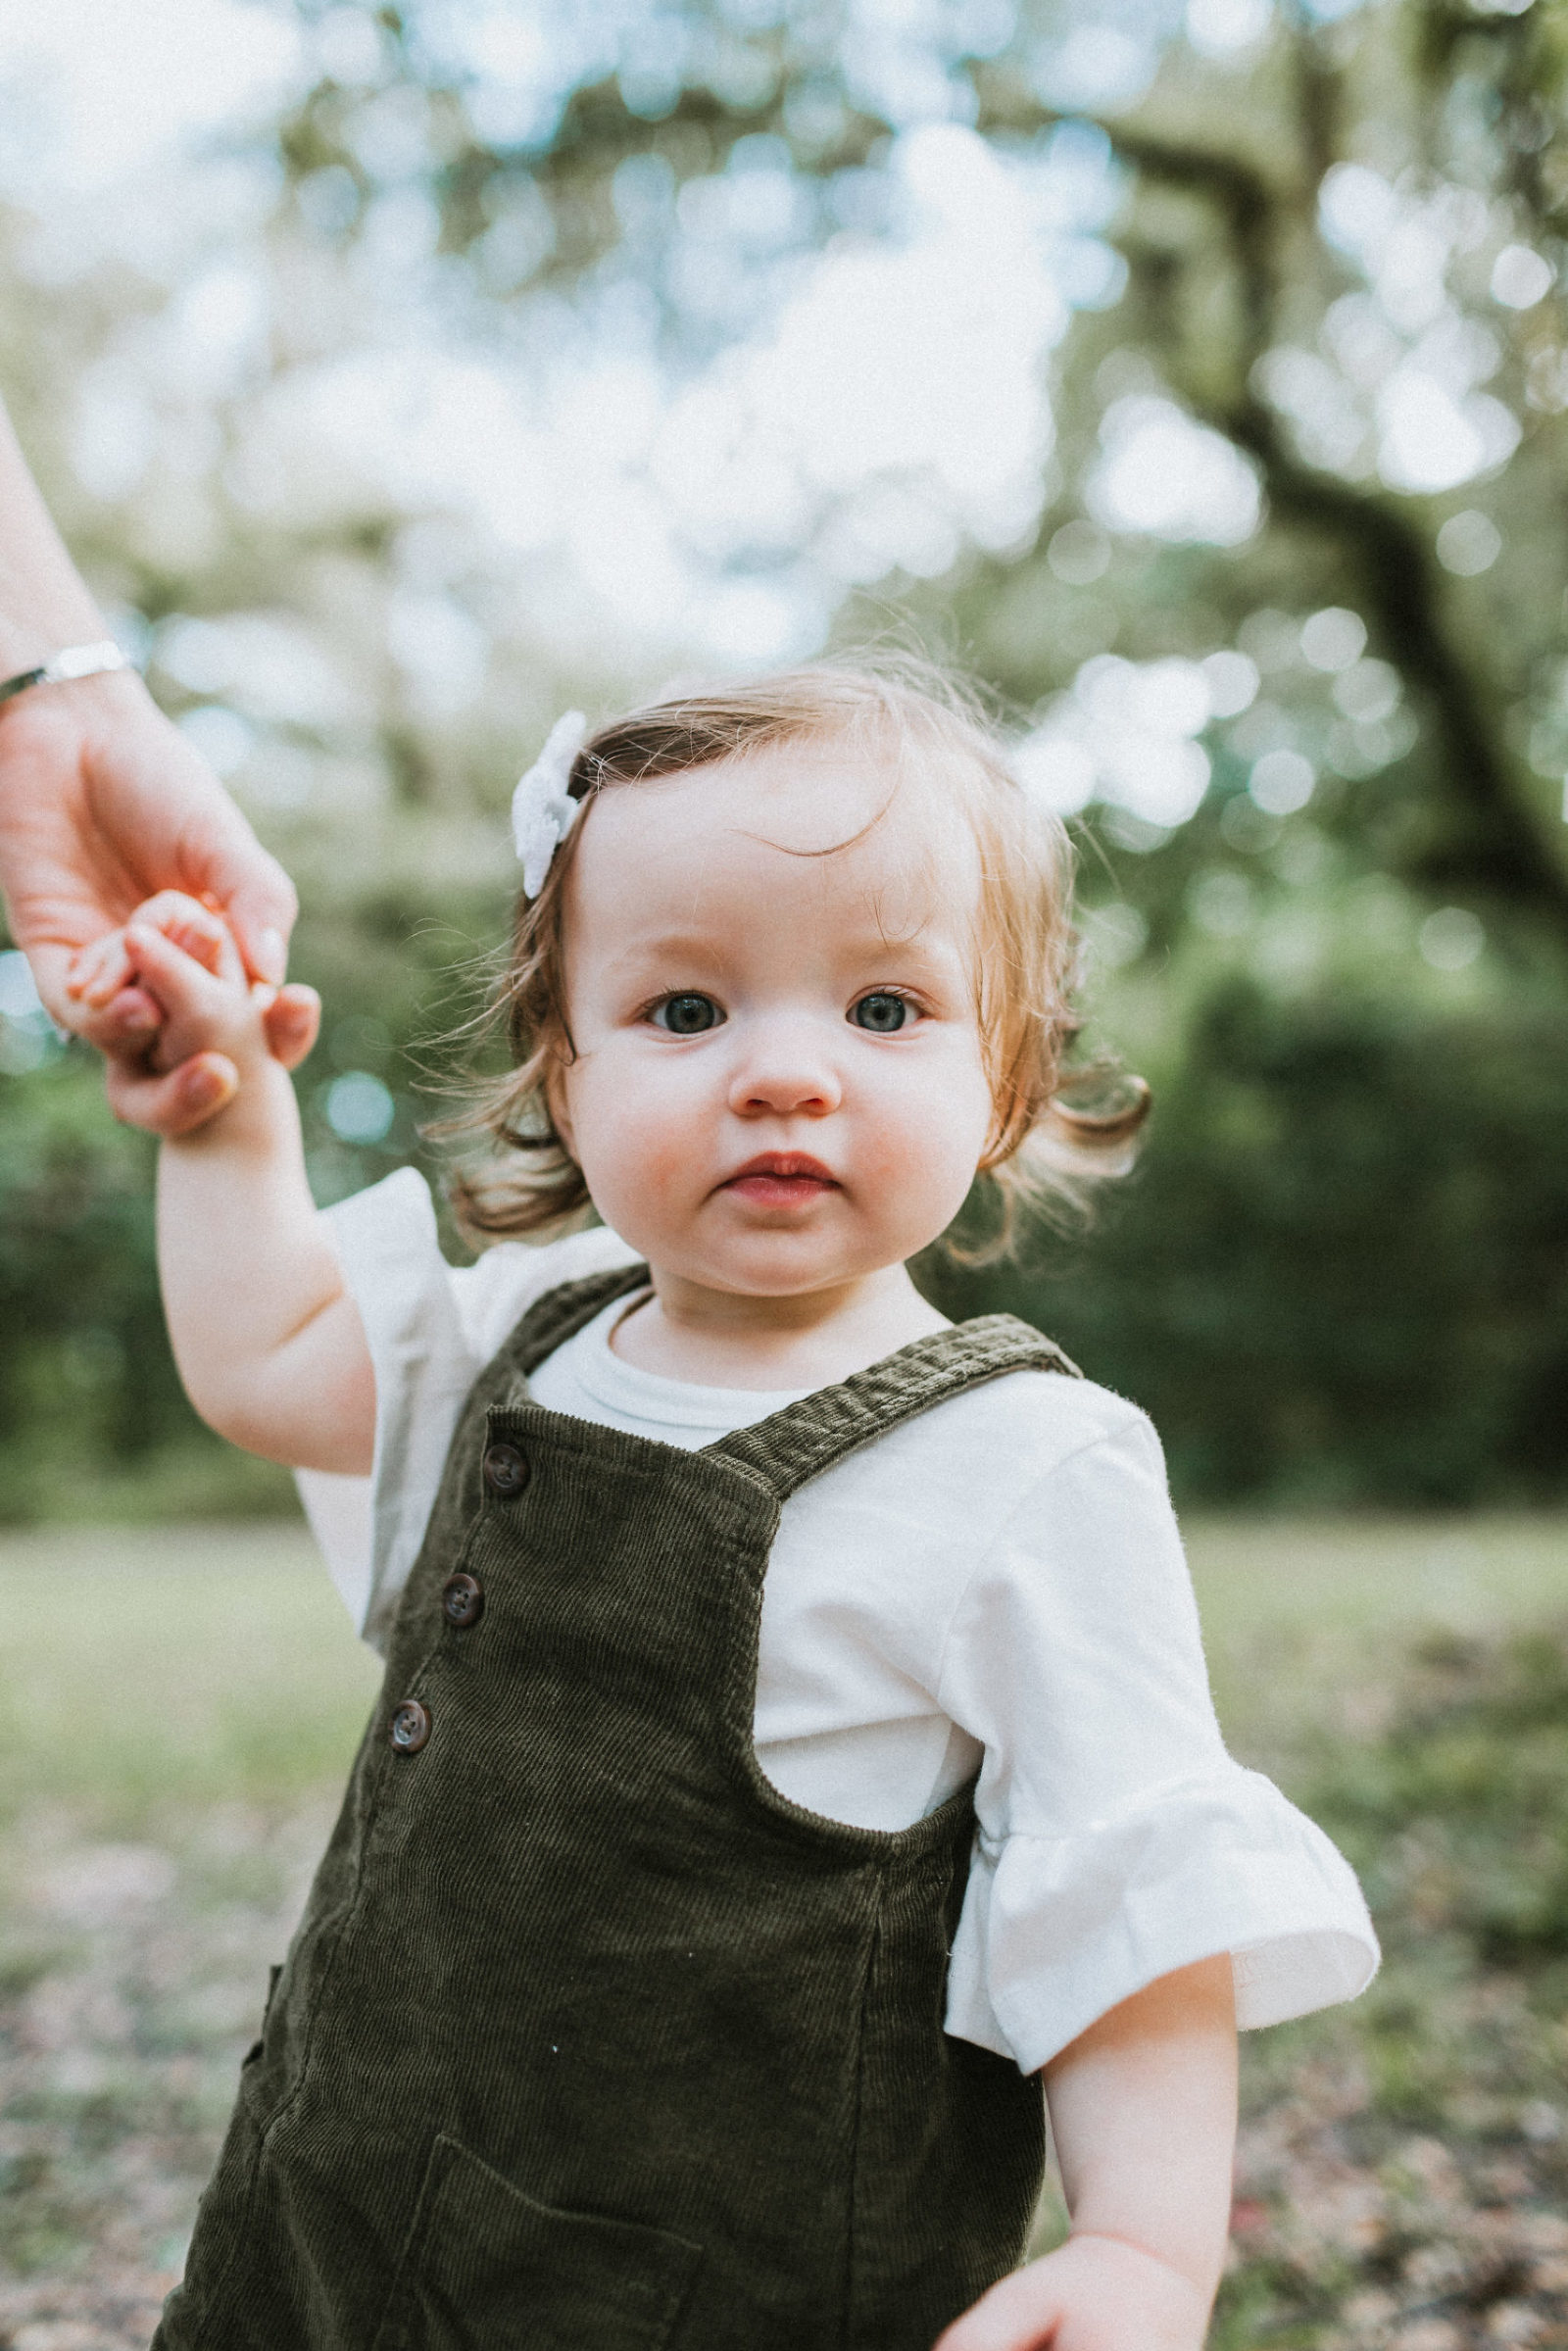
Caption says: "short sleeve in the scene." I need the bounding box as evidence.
[295,1170,640,1651]
[938,1405,1378,2074]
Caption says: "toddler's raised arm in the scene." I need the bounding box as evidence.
[85,895,375,1476]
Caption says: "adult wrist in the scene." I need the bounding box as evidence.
[0,656,156,744]
[0,638,132,709]
[0,595,113,675]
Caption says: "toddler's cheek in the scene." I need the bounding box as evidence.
[610,1129,698,1223]
[571,1109,705,1247]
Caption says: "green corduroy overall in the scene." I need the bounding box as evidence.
[154,1268,1081,2351]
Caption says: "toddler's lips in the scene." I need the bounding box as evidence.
[721,1154,839,1208]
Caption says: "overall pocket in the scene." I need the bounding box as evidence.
[371,2135,704,2351]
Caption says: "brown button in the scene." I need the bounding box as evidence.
[441,1572,484,1629]
[389,1698,431,1755]
[482,1442,528,1497]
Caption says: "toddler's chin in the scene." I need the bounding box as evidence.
[664,1232,896,1301]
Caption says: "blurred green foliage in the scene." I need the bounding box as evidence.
[3,0,1568,1514]
[0,873,504,1523]
[8,955,1564,1518]
[939,980,1568,1502]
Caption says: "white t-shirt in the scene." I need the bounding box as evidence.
[298,1168,1378,2076]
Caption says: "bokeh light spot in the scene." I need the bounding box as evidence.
[1418,906,1484,969]
[1299,607,1367,673]
[323,1071,395,1145]
[1047,520,1110,584]
[1249,750,1315,815]
[1437,511,1502,576]
[1491,244,1554,310]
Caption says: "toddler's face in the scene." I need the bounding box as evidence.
[551,740,995,1302]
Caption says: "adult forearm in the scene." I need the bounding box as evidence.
[157,1059,373,1473]
[1044,1953,1238,2306]
[0,398,107,666]
[0,394,297,1087]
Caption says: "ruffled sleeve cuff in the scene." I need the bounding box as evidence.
[946,1764,1379,2077]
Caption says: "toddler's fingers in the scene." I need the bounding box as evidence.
[127,889,229,968]
[69,931,136,1009]
[125,919,233,1022]
[263,984,320,1070]
[932,2269,1064,2351]
[64,934,108,1001]
[106,1051,240,1137]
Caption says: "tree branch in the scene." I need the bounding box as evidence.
[974,80,1568,933]
[1225,398,1568,924]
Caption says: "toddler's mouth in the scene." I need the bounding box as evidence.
[721,1153,839,1207]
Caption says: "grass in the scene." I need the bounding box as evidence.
[1192,1512,1568,1781]
[6,1508,1560,1819]
[2,1510,1567,2348]
[0,1520,380,1825]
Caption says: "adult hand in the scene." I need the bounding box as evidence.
[0,665,305,1133]
[68,885,320,1132]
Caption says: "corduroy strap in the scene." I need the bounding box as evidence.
[498,1266,1080,1507]
[709,1315,1080,1502]
[505,1261,653,1380]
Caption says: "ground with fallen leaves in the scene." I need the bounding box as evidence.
[0,1804,334,2350]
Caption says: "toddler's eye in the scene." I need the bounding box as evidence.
[850,992,910,1034]
[651,993,723,1036]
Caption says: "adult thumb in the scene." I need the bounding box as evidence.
[105,1050,241,1137]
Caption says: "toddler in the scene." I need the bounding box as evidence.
[74,666,1376,2351]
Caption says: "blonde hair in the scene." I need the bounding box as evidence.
[445,659,1148,1262]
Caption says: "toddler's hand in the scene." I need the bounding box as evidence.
[932,2233,1212,2351]
[67,891,319,1132]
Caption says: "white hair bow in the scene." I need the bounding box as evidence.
[512,710,588,898]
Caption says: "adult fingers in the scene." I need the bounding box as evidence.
[105,1050,240,1137]
[185,827,297,986]
[20,942,78,1031]
[75,683,299,985]
[103,986,164,1043]
[263,984,320,1070]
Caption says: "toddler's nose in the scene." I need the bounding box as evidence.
[727,1020,843,1118]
